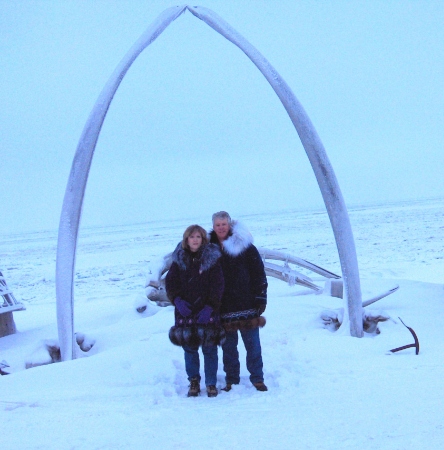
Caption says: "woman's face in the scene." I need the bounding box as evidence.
[187,231,203,252]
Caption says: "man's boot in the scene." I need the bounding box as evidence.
[253,382,268,392]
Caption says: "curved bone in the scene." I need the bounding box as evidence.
[362,285,399,307]
[263,262,322,291]
[57,6,363,360]
[187,6,362,336]
[257,247,341,279]
[56,6,188,361]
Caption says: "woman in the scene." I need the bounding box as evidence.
[165,224,225,397]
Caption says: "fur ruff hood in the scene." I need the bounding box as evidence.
[171,242,222,272]
[211,220,254,257]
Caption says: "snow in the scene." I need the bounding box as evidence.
[1,198,444,449]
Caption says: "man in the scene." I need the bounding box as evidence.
[209,211,268,392]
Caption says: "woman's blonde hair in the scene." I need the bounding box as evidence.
[181,224,208,250]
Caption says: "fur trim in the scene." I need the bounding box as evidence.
[220,220,253,257]
[221,308,260,322]
[169,325,226,347]
[223,316,266,332]
[171,243,221,272]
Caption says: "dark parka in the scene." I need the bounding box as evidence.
[165,243,225,347]
[209,220,268,331]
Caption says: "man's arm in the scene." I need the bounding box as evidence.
[247,245,268,307]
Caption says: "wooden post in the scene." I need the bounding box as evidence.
[0,311,16,337]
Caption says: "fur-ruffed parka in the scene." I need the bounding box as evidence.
[209,220,268,332]
[165,242,225,347]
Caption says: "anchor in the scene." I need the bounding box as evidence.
[389,317,420,355]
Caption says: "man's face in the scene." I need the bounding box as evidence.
[213,218,230,241]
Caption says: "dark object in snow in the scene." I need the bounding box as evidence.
[26,340,61,369]
[136,304,147,313]
[321,309,390,334]
[389,317,420,355]
[363,311,390,334]
[0,360,10,375]
[25,332,95,369]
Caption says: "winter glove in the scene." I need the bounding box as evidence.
[174,297,192,317]
[257,304,266,315]
[196,305,214,324]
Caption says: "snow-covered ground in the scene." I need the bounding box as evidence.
[1,198,443,449]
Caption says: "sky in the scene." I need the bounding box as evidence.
[1,0,443,235]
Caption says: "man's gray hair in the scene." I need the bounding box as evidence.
[212,211,232,225]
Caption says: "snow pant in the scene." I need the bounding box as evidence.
[222,327,264,384]
[182,344,218,386]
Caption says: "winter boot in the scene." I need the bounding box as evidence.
[221,383,232,392]
[187,378,201,397]
[253,382,268,392]
[221,382,240,392]
[206,385,218,398]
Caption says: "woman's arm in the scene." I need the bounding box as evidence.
[165,262,183,303]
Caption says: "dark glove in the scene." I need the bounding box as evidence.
[196,305,214,324]
[257,304,266,315]
[174,297,192,317]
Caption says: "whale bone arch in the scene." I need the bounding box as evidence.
[56,5,363,361]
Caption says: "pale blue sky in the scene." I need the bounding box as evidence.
[1,0,443,234]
